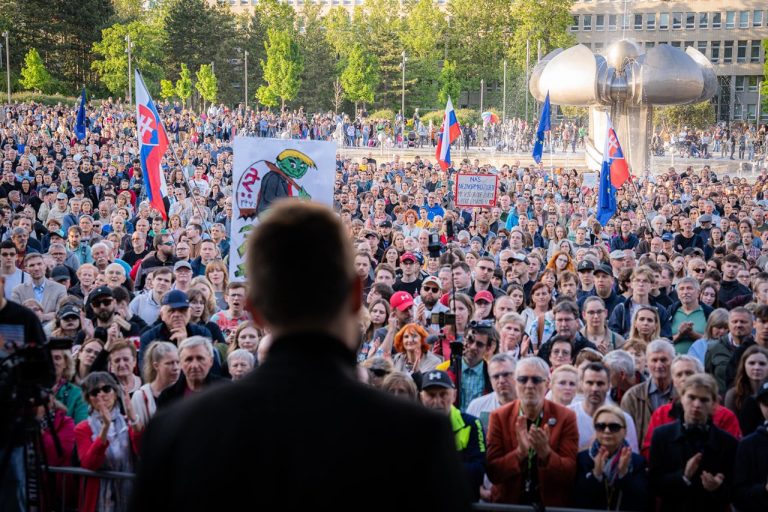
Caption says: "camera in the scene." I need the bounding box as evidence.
[431,311,456,326]
[427,233,442,258]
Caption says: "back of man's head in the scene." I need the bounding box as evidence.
[247,201,357,329]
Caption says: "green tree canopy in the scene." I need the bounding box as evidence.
[20,48,54,93]
[655,101,716,131]
[91,20,166,97]
[296,4,337,111]
[195,64,218,111]
[507,0,576,71]
[175,63,193,106]
[257,28,303,111]
[341,44,379,107]
[438,60,460,106]
[160,79,176,100]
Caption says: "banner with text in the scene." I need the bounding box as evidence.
[454,173,499,207]
[229,137,336,281]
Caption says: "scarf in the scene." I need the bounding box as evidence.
[589,438,632,486]
[87,407,134,512]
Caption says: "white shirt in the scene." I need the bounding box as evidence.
[568,400,639,453]
[466,392,502,431]
[3,268,30,300]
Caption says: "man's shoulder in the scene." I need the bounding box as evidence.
[623,381,650,402]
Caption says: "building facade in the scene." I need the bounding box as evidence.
[570,0,767,123]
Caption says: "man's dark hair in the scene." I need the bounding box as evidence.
[112,286,131,304]
[754,305,768,323]
[552,300,579,319]
[153,232,172,249]
[724,253,744,266]
[371,282,394,301]
[451,261,470,274]
[0,240,16,252]
[582,361,611,380]
[247,202,356,327]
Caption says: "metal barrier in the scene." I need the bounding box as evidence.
[473,505,599,512]
[45,466,135,512]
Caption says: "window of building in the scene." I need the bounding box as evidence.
[634,14,643,30]
[710,41,720,62]
[608,14,617,31]
[622,14,631,30]
[672,12,682,29]
[697,41,707,56]
[686,12,695,29]
[726,11,735,29]
[723,41,733,63]
[583,14,592,31]
[659,13,669,30]
[754,10,763,27]
[671,41,682,48]
[699,12,708,29]
[734,104,743,120]
[752,40,762,63]
[748,76,759,92]
[747,104,756,121]
[735,76,745,92]
[646,13,656,30]
[739,11,749,28]
[685,41,695,49]
[712,13,721,29]
[571,15,579,31]
[645,41,655,49]
[737,41,747,63]
[596,14,605,31]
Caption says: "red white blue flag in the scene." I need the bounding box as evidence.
[435,97,461,170]
[135,70,169,219]
[597,115,630,225]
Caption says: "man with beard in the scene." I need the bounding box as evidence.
[135,232,177,289]
[469,257,505,299]
[413,276,449,334]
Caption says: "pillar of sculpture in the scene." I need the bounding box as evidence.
[529,40,718,175]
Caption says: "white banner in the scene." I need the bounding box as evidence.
[229,137,336,281]
[582,172,598,191]
[454,173,499,207]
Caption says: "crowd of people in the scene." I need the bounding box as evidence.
[1,96,768,511]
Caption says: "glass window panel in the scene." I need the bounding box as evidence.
[686,12,695,29]
[739,11,749,28]
[646,13,656,30]
[699,12,708,29]
[672,12,682,29]
[659,13,669,30]
[726,11,735,29]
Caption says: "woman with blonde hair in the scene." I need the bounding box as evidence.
[626,306,661,345]
[131,341,180,425]
[168,214,184,241]
[381,371,419,401]
[391,323,442,374]
[188,287,226,345]
[204,260,229,311]
[190,276,219,314]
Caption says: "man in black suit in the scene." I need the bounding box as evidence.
[649,373,738,512]
[131,201,471,512]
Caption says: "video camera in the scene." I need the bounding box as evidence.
[431,311,456,327]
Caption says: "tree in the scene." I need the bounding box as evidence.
[507,0,576,72]
[438,60,460,106]
[195,64,218,111]
[175,63,193,107]
[341,44,378,110]
[655,101,716,131]
[163,0,221,78]
[296,4,337,111]
[400,0,445,109]
[333,78,344,114]
[19,48,54,93]
[257,28,303,111]
[91,20,165,97]
[160,79,176,100]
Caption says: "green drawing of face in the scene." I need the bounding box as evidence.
[277,156,309,179]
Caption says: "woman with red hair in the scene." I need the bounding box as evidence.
[391,323,442,375]
[545,250,576,277]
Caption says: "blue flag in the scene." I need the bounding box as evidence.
[75,87,86,141]
[532,91,550,164]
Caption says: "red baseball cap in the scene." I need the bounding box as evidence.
[390,291,415,312]
[400,252,417,263]
[474,290,494,304]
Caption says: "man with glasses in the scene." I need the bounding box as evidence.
[467,353,517,431]
[537,301,596,365]
[487,356,578,507]
[414,275,449,333]
[0,240,27,300]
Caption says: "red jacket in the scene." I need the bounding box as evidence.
[486,399,579,506]
[74,420,142,512]
[641,401,742,460]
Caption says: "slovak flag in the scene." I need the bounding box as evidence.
[135,70,169,219]
[435,97,461,170]
[597,114,630,226]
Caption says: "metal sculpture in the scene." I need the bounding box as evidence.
[529,39,718,174]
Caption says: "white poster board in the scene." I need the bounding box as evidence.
[582,172,598,191]
[229,137,336,281]
[454,173,499,207]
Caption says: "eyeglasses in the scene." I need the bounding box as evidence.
[594,422,624,433]
[585,309,606,316]
[422,286,439,293]
[516,375,546,385]
[0,252,16,257]
[368,368,390,377]
[692,268,706,273]
[465,338,487,349]
[91,298,113,308]
[88,384,115,398]
[161,241,175,246]
[491,371,514,381]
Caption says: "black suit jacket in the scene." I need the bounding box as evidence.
[131,333,471,512]
[649,420,738,512]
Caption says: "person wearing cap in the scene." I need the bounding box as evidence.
[694,213,714,244]
[36,187,58,224]
[649,373,738,512]
[393,251,424,296]
[421,369,486,501]
[575,259,596,301]
[10,252,67,321]
[171,259,193,293]
[486,357,579,507]
[610,219,639,252]
[733,379,768,512]
[132,202,471,512]
[414,275,449,333]
[473,290,495,322]
[44,192,71,227]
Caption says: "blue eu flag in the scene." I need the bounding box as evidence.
[75,87,87,141]
[532,92,551,164]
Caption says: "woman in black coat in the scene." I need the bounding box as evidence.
[733,381,768,512]
[574,404,649,511]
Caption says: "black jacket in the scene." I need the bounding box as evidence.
[649,420,738,512]
[574,450,649,511]
[130,333,472,512]
[718,279,752,308]
[733,423,768,512]
[155,372,229,409]
[537,331,597,366]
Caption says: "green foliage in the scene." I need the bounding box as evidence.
[257,28,303,111]
[91,20,166,97]
[296,4,337,111]
[507,0,576,72]
[369,109,395,120]
[195,64,218,110]
[421,108,480,127]
[163,0,222,78]
[160,79,176,100]
[323,7,357,60]
[341,44,378,106]
[111,0,145,23]
[560,106,588,120]
[438,60,461,106]
[175,63,193,106]
[655,101,716,131]
[19,48,54,94]
[11,92,79,106]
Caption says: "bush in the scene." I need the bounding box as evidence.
[11,92,79,106]
[420,108,480,127]
[368,109,394,121]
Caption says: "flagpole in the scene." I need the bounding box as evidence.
[136,70,211,235]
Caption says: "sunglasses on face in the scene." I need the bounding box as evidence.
[516,375,546,385]
[594,422,624,433]
[88,384,115,398]
[368,368,389,377]
[422,286,439,293]
[92,298,113,308]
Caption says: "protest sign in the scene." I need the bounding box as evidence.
[454,173,499,207]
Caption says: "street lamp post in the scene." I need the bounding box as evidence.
[125,35,133,104]
[401,51,407,122]
[2,31,9,104]
[244,51,248,107]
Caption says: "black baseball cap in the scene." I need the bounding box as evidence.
[421,370,455,389]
